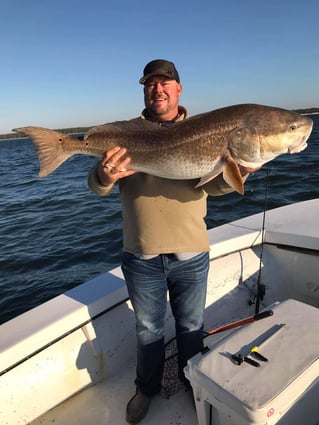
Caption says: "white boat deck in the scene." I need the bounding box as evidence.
[1,199,319,425]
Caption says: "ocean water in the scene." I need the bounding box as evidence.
[1,115,318,324]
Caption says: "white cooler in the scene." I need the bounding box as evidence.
[184,299,319,425]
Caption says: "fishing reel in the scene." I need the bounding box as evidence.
[248,283,266,306]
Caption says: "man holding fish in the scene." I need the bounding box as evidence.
[16,59,312,424]
[88,59,262,424]
[16,59,312,423]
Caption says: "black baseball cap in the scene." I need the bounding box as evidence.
[139,59,180,84]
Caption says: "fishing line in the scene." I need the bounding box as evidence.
[249,167,271,314]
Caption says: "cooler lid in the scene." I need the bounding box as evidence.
[196,299,319,410]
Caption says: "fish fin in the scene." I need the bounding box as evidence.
[85,118,162,138]
[13,127,73,177]
[222,156,244,194]
[195,172,221,188]
[195,156,244,194]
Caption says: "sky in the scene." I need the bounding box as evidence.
[1,0,319,135]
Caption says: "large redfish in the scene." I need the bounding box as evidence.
[14,104,313,194]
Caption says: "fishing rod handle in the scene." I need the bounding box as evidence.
[253,309,273,321]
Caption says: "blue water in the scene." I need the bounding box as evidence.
[1,115,318,324]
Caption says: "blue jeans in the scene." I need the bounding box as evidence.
[121,251,209,396]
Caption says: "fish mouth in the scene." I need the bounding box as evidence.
[288,139,308,154]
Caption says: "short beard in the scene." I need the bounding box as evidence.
[145,102,178,121]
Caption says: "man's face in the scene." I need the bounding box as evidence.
[143,76,182,121]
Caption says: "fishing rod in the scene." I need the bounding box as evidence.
[249,167,270,314]
[206,308,273,335]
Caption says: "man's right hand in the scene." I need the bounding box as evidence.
[97,147,136,186]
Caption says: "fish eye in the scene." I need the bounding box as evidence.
[288,123,297,132]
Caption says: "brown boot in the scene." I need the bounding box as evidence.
[126,390,153,424]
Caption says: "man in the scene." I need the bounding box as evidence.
[88,59,259,424]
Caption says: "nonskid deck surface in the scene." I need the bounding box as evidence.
[30,301,258,424]
[29,358,198,425]
[30,327,241,425]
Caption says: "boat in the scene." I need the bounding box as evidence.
[1,198,318,425]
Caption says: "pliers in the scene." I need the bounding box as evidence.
[232,345,268,367]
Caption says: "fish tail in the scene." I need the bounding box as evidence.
[13,126,74,177]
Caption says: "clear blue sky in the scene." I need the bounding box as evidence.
[1,0,318,134]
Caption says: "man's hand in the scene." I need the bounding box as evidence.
[97,147,136,186]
